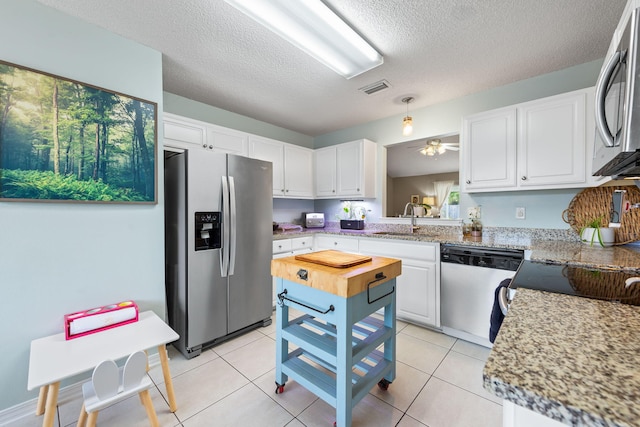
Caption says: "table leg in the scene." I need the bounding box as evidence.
[275,278,289,389]
[42,382,59,427]
[335,301,353,427]
[36,386,47,415]
[157,344,177,412]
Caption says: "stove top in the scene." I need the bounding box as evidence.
[509,261,640,306]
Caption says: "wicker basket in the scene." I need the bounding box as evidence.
[562,185,640,245]
[563,266,640,304]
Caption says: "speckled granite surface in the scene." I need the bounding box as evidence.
[483,288,640,427]
[273,224,640,271]
[274,224,640,424]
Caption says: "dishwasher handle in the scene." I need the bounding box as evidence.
[498,287,510,316]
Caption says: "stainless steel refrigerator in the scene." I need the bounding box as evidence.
[164,148,273,359]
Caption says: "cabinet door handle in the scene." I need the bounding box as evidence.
[521,176,527,181]
[466,180,471,184]
[202,143,207,148]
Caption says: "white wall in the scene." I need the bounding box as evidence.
[0,0,164,411]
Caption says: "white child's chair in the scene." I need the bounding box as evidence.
[77,350,159,427]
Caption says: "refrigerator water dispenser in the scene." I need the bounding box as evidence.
[195,211,221,250]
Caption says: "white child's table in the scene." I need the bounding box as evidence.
[28,310,179,427]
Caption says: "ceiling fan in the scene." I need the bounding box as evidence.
[418,139,459,156]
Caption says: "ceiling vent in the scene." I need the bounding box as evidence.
[359,79,391,95]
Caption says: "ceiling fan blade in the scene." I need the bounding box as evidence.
[445,146,460,151]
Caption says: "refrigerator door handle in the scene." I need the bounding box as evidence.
[228,176,237,276]
[221,176,230,277]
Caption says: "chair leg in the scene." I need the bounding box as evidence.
[139,390,159,427]
[86,411,99,427]
[76,403,87,427]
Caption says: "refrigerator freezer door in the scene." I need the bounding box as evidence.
[186,150,228,348]
[227,155,273,333]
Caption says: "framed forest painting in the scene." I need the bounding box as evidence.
[0,60,157,204]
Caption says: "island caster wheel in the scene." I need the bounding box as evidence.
[377,379,391,391]
[275,382,285,394]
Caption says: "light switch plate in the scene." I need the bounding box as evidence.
[515,207,525,219]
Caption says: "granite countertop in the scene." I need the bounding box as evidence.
[483,288,640,427]
[276,224,640,424]
[273,225,640,272]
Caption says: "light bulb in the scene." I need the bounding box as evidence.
[402,116,413,136]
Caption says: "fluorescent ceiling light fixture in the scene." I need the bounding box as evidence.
[225,0,383,79]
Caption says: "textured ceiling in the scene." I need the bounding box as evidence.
[35,0,625,140]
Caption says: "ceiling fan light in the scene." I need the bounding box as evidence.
[402,116,413,136]
[437,145,447,154]
[425,146,436,156]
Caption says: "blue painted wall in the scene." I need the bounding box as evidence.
[0,0,163,411]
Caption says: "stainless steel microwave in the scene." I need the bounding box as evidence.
[593,7,640,178]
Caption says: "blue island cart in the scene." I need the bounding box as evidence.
[271,250,401,427]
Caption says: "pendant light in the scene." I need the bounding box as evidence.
[402,97,414,136]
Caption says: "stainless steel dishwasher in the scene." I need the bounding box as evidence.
[440,244,523,347]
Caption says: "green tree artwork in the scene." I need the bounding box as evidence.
[0,61,156,203]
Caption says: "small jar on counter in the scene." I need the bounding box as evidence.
[471,219,482,237]
[462,221,472,236]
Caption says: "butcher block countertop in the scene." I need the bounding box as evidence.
[271,250,401,298]
[483,288,640,427]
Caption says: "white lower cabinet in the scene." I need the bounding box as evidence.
[503,400,566,427]
[273,235,441,328]
[313,235,359,253]
[359,239,440,328]
[272,237,313,306]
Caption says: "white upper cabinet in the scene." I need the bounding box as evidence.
[206,125,247,156]
[462,107,517,191]
[314,139,377,198]
[163,113,207,150]
[314,146,337,197]
[248,135,313,199]
[163,113,247,155]
[517,91,585,187]
[461,88,596,193]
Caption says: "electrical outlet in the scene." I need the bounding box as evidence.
[515,207,526,219]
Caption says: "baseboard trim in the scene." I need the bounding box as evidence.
[0,353,161,426]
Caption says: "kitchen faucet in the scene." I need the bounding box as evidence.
[403,202,419,233]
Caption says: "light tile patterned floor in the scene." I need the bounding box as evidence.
[13,311,501,427]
